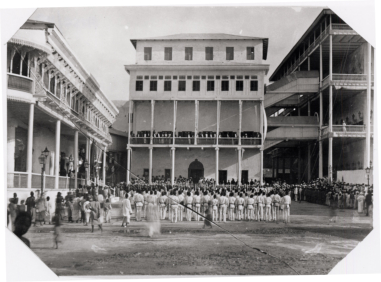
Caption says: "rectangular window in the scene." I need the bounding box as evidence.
[237,75,243,79]
[173,76,178,80]
[226,47,234,60]
[144,47,152,60]
[159,76,163,80]
[150,80,157,91]
[144,75,149,80]
[150,75,157,79]
[201,76,206,80]
[250,80,258,91]
[193,81,200,91]
[251,75,258,79]
[221,81,229,91]
[222,75,229,79]
[193,75,200,80]
[207,81,215,91]
[246,47,255,60]
[187,76,192,80]
[178,81,186,91]
[205,47,213,60]
[136,75,143,80]
[230,75,235,80]
[216,76,221,80]
[185,47,193,60]
[164,81,172,91]
[179,75,186,80]
[236,80,244,91]
[208,75,214,79]
[135,81,143,91]
[245,75,250,79]
[165,75,171,79]
[164,47,172,60]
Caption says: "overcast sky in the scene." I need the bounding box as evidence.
[29,6,323,101]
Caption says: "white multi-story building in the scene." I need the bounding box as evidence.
[6,20,119,202]
[125,33,269,184]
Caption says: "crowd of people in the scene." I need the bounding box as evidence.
[7,177,374,245]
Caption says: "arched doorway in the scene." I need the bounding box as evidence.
[188,159,204,184]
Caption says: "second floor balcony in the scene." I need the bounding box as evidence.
[321,124,373,138]
[7,73,34,94]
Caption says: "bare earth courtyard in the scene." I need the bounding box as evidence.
[26,202,372,276]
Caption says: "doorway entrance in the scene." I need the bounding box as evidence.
[241,170,248,184]
[219,170,227,184]
[188,159,204,184]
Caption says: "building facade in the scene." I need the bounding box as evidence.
[125,34,269,185]
[265,9,374,184]
[6,20,119,202]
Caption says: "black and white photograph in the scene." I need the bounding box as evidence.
[2,0,380,279]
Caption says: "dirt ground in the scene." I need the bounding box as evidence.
[25,201,372,276]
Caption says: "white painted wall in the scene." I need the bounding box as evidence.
[135,39,263,64]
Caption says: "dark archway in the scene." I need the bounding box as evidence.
[188,159,204,184]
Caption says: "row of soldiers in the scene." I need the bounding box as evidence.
[126,185,292,224]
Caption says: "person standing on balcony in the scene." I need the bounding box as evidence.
[342,120,347,133]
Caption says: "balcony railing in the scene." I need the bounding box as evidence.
[130,137,151,144]
[197,137,216,145]
[8,172,84,189]
[321,125,372,137]
[332,23,353,30]
[218,138,239,145]
[153,137,173,144]
[332,73,373,82]
[175,137,194,145]
[7,73,33,94]
[241,138,262,145]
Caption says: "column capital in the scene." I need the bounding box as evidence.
[171,147,176,151]
[215,147,219,151]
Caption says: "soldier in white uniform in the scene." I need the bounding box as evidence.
[257,192,264,221]
[219,192,228,222]
[178,190,185,222]
[253,192,258,221]
[228,192,236,221]
[133,191,144,221]
[185,191,193,221]
[273,191,281,223]
[142,190,148,218]
[265,193,272,221]
[283,191,292,224]
[247,194,255,221]
[159,192,168,220]
[211,194,219,222]
[193,191,201,221]
[170,191,179,223]
[236,193,245,221]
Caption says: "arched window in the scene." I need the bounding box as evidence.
[12,52,21,74]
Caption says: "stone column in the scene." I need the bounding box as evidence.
[173,101,177,145]
[260,149,264,185]
[102,146,107,186]
[215,147,219,185]
[171,147,175,185]
[151,100,155,145]
[55,120,61,189]
[74,130,78,189]
[86,138,90,183]
[26,103,34,189]
[216,101,221,145]
[237,148,242,185]
[127,147,131,184]
[149,147,153,185]
[365,42,372,168]
[319,43,323,178]
[238,100,242,145]
[195,100,199,145]
[328,32,333,183]
[7,119,17,188]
